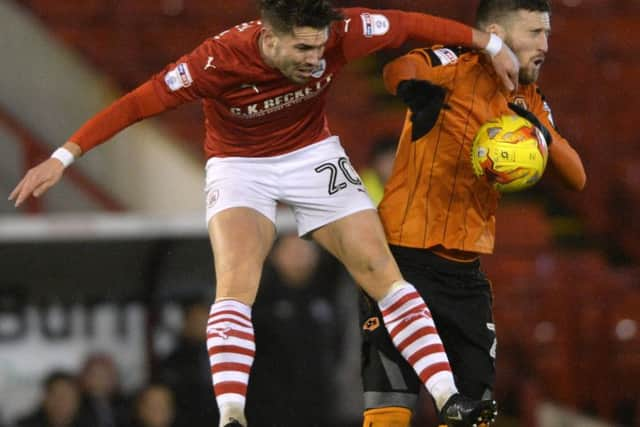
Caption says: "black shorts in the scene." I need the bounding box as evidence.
[359,245,496,410]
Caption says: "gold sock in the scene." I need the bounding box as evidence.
[363,407,412,427]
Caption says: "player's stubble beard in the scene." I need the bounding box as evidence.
[517,57,542,85]
[504,34,543,85]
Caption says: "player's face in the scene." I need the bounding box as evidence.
[264,26,329,84]
[504,10,550,84]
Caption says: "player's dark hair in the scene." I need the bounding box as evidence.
[259,0,344,34]
[476,0,551,27]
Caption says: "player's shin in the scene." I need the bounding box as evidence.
[207,299,255,427]
[377,281,457,410]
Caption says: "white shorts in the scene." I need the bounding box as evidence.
[204,136,375,236]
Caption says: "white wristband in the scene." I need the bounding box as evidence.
[485,33,503,57]
[51,147,75,168]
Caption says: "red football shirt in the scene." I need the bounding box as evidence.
[70,8,473,159]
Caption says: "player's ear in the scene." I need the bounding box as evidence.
[486,23,507,41]
[261,26,279,49]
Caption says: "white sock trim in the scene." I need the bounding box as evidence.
[429,371,458,411]
[211,299,252,318]
[218,400,247,427]
[377,280,412,309]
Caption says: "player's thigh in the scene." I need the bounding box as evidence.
[359,290,421,410]
[276,138,400,298]
[208,208,276,305]
[312,210,402,301]
[204,157,278,305]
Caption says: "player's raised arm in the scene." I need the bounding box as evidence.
[341,8,519,91]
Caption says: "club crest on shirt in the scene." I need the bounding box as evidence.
[311,59,327,78]
[207,189,220,208]
[164,63,193,91]
[360,13,390,37]
[512,96,528,109]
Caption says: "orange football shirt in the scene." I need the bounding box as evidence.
[379,47,568,255]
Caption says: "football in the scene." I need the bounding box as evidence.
[471,114,549,193]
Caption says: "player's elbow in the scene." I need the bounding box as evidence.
[574,171,587,191]
[383,56,418,95]
[564,168,587,192]
[382,63,399,95]
[571,160,587,191]
[550,143,586,191]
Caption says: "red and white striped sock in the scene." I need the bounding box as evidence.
[206,299,254,425]
[378,282,458,410]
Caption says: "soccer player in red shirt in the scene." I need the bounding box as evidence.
[10,1,519,426]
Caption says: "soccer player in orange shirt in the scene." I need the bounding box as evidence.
[10,1,520,426]
[359,0,586,426]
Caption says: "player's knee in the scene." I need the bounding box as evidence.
[360,250,401,283]
[363,407,412,427]
[357,256,389,280]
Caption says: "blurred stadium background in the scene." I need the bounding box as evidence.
[1,1,639,426]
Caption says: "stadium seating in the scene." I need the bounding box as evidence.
[14,1,640,424]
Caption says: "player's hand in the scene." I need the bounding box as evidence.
[508,102,553,146]
[396,79,449,141]
[8,158,66,207]
[491,44,519,92]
